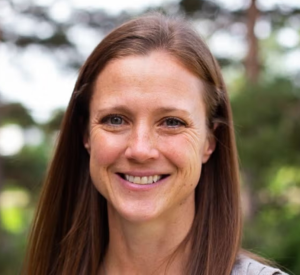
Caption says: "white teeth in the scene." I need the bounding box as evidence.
[133,177,141,184]
[124,174,163,185]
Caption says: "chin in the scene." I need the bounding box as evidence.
[109,202,162,224]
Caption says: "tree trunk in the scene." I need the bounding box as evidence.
[0,97,3,190]
[245,0,260,83]
[0,26,3,190]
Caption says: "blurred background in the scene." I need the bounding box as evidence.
[0,0,300,274]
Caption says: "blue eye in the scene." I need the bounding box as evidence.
[164,118,185,127]
[102,115,124,125]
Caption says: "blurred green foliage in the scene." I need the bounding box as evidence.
[1,1,300,274]
[0,107,55,274]
[1,76,299,275]
[231,77,300,274]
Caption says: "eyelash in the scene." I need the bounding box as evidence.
[161,117,186,128]
[100,114,126,126]
[100,115,187,128]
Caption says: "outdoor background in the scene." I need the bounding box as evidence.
[0,0,300,274]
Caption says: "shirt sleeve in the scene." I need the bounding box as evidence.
[231,255,289,275]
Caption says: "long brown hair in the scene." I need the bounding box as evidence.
[22,13,241,275]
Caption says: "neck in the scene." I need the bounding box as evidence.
[103,198,195,275]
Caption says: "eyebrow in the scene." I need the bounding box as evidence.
[95,105,192,117]
[154,106,191,116]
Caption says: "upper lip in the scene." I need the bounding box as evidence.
[117,171,170,177]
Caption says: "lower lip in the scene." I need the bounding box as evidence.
[116,174,169,191]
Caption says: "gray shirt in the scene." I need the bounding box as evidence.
[232,255,289,275]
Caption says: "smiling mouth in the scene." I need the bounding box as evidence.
[118,174,169,185]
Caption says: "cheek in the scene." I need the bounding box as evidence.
[162,133,204,172]
[89,131,126,166]
[89,132,127,196]
[89,132,126,197]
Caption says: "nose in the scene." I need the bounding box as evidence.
[124,124,159,163]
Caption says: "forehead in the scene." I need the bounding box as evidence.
[92,51,206,115]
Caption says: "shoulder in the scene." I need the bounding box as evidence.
[231,255,289,275]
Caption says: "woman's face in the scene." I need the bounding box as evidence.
[84,51,215,223]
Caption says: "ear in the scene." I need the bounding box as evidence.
[83,132,91,154]
[202,124,218,163]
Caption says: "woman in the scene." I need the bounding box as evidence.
[22,13,288,275]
